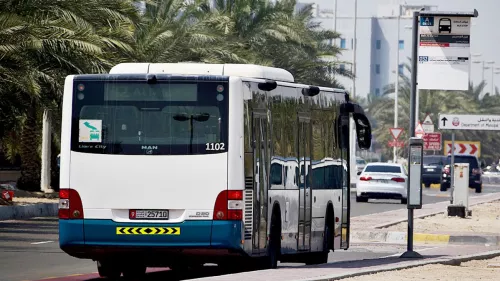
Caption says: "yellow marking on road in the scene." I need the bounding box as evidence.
[68,273,83,276]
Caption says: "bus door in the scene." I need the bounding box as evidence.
[339,115,351,250]
[252,110,269,252]
[298,115,312,251]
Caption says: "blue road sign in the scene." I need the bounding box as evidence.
[420,16,434,26]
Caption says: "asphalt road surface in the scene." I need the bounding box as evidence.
[350,184,500,217]
[0,184,498,281]
[0,218,415,281]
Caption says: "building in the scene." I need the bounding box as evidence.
[298,0,436,98]
[299,0,500,99]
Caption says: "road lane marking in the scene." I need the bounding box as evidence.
[31,241,54,245]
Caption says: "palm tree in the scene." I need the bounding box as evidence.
[0,0,138,190]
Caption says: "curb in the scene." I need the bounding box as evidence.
[0,203,58,220]
[304,250,500,281]
[350,230,500,246]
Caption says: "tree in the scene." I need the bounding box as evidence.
[0,0,138,190]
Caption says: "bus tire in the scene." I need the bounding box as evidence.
[305,210,331,265]
[263,208,281,269]
[97,260,121,280]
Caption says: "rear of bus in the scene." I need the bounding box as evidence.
[58,74,245,264]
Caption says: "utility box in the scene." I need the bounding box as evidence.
[448,163,469,218]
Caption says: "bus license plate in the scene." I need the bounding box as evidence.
[130,210,169,220]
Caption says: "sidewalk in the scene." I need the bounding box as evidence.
[342,255,500,281]
[188,246,500,281]
[0,186,58,220]
[351,192,500,245]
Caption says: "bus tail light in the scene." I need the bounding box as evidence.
[213,190,243,220]
[59,189,84,219]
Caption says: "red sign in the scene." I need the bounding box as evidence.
[423,132,441,150]
[388,140,405,148]
[389,128,404,140]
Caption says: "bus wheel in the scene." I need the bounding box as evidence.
[97,260,121,280]
[122,264,146,280]
[305,221,330,265]
[263,211,280,269]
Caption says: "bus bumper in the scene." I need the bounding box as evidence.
[59,219,244,261]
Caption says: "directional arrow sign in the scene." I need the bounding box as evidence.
[444,141,481,157]
[438,114,500,130]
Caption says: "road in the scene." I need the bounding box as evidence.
[0,184,498,281]
[351,184,499,217]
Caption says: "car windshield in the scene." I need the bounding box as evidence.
[445,156,479,168]
[356,159,366,165]
[364,165,401,173]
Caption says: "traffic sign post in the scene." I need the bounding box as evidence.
[444,141,480,157]
[422,114,434,133]
[439,114,500,131]
[404,9,479,260]
[423,132,441,151]
[415,122,425,139]
[389,128,405,154]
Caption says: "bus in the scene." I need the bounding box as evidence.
[58,63,372,279]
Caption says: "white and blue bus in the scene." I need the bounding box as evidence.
[58,63,371,279]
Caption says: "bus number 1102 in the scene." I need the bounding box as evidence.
[206,143,225,151]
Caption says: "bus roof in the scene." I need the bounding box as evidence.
[109,63,295,83]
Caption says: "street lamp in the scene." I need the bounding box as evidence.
[173,112,210,154]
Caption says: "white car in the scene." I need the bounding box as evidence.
[356,162,408,204]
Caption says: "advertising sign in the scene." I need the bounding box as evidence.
[417,16,472,90]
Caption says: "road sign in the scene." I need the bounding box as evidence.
[417,13,475,91]
[422,114,434,133]
[439,114,500,130]
[423,132,441,150]
[390,128,404,140]
[415,122,425,138]
[388,140,405,148]
[444,141,481,157]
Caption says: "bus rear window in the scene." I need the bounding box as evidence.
[70,79,229,155]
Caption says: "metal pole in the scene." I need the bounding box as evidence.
[492,65,495,95]
[401,9,422,259]
[409,11,419,138]
[349,0,358,186]
[451,133,455,201]
[334,0,338,32]
[393,5,401,163]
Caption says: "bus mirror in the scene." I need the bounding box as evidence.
[258,80,277,91]
[353,113,371,150]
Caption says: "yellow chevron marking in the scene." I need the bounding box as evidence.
[116,227,180,235]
